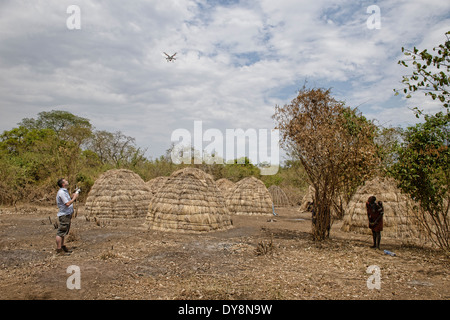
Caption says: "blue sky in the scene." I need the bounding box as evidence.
[0,0,449,164]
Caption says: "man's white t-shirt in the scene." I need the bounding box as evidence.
[56,188,74,217]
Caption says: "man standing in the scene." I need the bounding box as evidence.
[366,196,384,249]
[55,178,79,256]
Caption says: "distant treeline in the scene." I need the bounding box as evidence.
[0,110,309,206]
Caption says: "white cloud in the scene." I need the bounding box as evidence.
[0,0,449,161]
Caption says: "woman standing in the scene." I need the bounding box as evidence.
[366,196,384,249]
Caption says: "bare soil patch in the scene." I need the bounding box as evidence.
[0,205,448,300]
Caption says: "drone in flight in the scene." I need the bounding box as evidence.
[164,52,177,62]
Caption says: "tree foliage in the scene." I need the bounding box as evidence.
[19,110,92,135]
[0,111,148,205]
[374,126,404,172]
[391,32,450,254]
[88,130,146,168]
[273,87,379,240]
[390,112,449,253]
[0,110,305,205]
[395,31,450,116]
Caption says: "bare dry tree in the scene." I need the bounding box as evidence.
[273,86,379,241]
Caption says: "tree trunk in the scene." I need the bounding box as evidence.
[312,188,332,241]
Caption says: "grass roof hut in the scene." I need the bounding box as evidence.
[143,167,233,233]
[226,176,273,215]
[268,185,291,207]
[216,178,235,191]
[216,178,235,198]
[298,185,346,218]
[341,176,420,239]
[146,176,169,197]
[299,185,315,212]
[84,169,151,220]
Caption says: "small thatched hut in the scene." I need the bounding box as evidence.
[298,185,345,217]
[143,167,233,233]
[226,176,273,215]
[268,185,291,207]
[216,178,235,191]
[216,178,235,198]
[146,176,169,197]
[299,185,315,212]
[84,169,151,220]
[341,176,420,239]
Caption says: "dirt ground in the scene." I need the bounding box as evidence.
[0,204,448,300]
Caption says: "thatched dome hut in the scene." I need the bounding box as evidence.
[299,185,315,212]
[268,185,291,207]
[216,178,235,191]
[146,176,169,197]
[298,185,345,218]
[143,167,233,233]
[84,169,151,220]
[226,176,273,215]
[216,178,235,198]
[341,176,420,239]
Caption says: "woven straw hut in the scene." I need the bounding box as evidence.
[143,167,233,233]
[299,185,315,211]
[146,176,169,197]
[216,178,235,198]
[341,176,420,239]
[226,176,273,215]
[84,169,151,220]
[268,185,291,207]
[298,185,344,217]
[216,178,235,192]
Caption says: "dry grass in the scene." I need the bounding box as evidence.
[0,206,448,300]
[255,236,274,256]
[66,229,80,242]
[99,250,118,261]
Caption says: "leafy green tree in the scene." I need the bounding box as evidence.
[391,32,450,254]
[374,126,404,173]
[0,127,59,177]
[0,126,63,203]
[18,110,94,183]
[0,149,28,205]
[390,112,449,253]
[19,110,92,135]
[87,130,146,168]
[222,157,261,182]
[395,31,450,116]
[0,110,155,204]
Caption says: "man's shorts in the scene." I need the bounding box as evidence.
[57,214,72,237]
